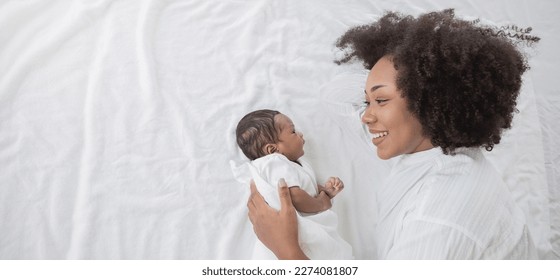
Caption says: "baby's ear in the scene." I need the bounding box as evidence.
[264,144,278,155]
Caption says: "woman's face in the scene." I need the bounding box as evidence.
[275,114,305,161]
[362,56,433,160]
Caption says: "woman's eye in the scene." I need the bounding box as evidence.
[363,101,371,106]
[376,99,388,104]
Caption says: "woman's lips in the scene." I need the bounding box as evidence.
[369,130,388,146]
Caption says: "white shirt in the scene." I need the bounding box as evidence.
[376,147,537,259]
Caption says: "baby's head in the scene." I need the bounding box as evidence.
[236,109,305,162]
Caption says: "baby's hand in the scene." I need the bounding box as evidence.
[322,177,344,198]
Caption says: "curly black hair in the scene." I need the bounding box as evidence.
[236,109,281,160]
[335,9,539,154]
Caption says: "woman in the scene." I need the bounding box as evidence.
[247,9,539,259]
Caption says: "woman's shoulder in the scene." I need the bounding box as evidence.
[424,148,506,197]
[411,148,512,220]
[430,148,491,178]
[412,148,522,242]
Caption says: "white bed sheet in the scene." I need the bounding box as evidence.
[0,0,558,259]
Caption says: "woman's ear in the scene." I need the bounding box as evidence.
[264,144,278,155]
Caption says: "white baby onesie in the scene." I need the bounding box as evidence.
[232,153,353,259]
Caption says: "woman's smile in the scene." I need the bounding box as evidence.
[369,130,388,145]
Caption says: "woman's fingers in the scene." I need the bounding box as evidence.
[277,178,294,213]
[247,180,257,209]
[248,180,267,206]
[248,180,268,225]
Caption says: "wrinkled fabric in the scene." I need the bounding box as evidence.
[0,0,557,259]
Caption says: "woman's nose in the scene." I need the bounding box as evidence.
[361,110,377,124]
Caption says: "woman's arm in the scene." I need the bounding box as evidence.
[247,179,309,260]
[289,187,331,213]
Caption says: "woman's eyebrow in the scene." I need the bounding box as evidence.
[370,85,386,92]
[364,85,386,94]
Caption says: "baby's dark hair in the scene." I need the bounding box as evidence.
[335,9,539,154]
[236,109,281,160]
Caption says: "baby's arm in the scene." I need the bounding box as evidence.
[288,187,332,214]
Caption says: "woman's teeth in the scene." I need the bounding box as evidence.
[372,131,388,139]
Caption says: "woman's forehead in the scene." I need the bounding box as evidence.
[367,57,397,86]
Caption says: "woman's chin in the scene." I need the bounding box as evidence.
[376,150,392,160]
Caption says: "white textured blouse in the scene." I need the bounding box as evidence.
[376,147,537,259]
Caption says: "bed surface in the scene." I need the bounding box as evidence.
[1,0,558,259]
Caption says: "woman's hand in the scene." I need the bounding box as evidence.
[247,179,308,260]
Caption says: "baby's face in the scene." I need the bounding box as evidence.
[275,114,305,161]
